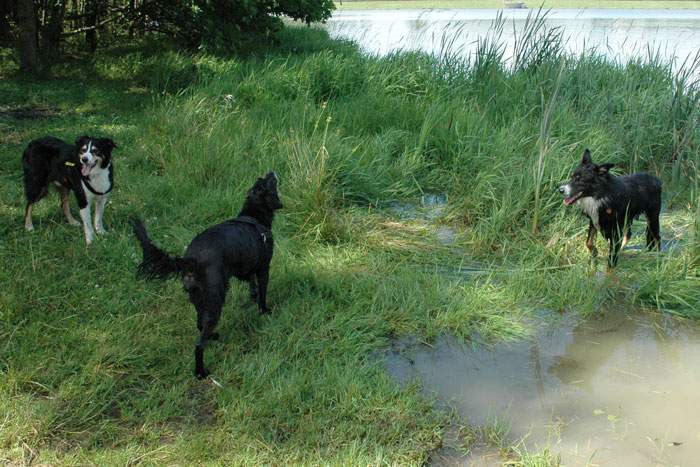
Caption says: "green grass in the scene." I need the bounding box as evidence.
[1,17,699,465]
[337,0,700,10]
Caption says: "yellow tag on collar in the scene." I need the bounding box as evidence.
[65,161,76,167]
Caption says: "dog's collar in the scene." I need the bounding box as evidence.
[229,216,272,243]
[81,163,113,196]
[82,177,113,195]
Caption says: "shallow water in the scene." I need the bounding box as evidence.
[326,9,700,70]
[384,310,700,466]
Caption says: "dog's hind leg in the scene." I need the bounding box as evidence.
[194,304,222,379]
[585,221,598,258]
[196,311,219,341]
[620,227,632,251]
[256,269,270,315]
[192,274,225,379]
[59,187,80,226]
[23,164,49,231]
[646,209,661,251]
[608,233,622,268]
[248,276,258,302]
[23,185,47,232]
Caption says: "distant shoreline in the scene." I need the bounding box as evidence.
[336,1,700,10]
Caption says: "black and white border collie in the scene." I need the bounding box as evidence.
[559,149,662,267]
[22,136,116,244]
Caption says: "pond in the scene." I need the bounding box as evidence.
[325,9,700,69]
[383,309,700,465]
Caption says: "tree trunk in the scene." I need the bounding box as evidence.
[128,0,136,37]
[0,1,14,44]
[85,0,98,52]
[17,0,38,73]
[40,1,67,74]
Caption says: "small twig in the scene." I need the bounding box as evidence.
[209,376,224,388]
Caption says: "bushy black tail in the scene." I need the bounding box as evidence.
[131,218,198,281]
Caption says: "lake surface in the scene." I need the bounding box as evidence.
[383,310,700,466]
[325,9,700,68]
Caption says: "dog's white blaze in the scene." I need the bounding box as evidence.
[83,141,94,165]
[577,196,605,230]
[560,184,573,197]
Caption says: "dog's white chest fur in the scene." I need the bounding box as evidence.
[577,196,604,229]
[82,165,111,199]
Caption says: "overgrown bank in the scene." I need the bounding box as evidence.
[1,21,699,465]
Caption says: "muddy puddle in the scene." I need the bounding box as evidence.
[384,310,700,466]
[388,193,458,247]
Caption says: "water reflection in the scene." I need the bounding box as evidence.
[383,310,700,465]
[326,9,700,70]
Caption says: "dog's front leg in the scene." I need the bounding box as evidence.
[79,205,96,245]
[24,203,35,231]
[585,221,598,258]
[256,269,270,314]
[75,190,95,244]
[94,195,108,234]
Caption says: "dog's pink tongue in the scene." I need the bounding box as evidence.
[81,164,90,177]
[563,197,575,205]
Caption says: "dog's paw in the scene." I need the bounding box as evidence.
[95,227,106,235]
[259,307,271,315]
[25,224,34,232]
[195,367,210,379]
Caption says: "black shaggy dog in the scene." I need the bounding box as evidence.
[132,172,283,378]
[559,149,662,267]
[22,136,117,244]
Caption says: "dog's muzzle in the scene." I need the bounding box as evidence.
[559,184,583,206]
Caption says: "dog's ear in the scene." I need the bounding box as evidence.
[75,135,90,147]
[101,138,117,150]
[596,163,614,174]
[581,149,592,165]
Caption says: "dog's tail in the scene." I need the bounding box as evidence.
[131,218,199,282]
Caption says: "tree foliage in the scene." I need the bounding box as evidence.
[1,0,336,74]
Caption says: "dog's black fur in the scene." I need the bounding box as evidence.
[132,172,283,379]
[22,136,116,243]
[559,149,662,267]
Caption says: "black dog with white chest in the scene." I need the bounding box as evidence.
[132,172,283,379]
[559,149,662,267]
[22,136,116,244]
